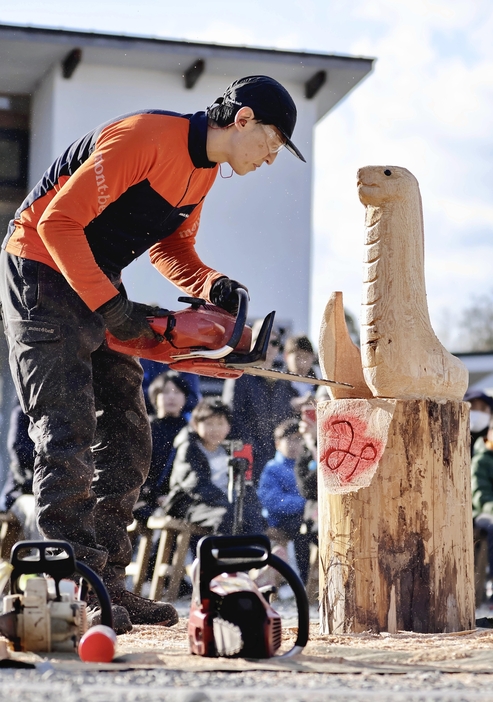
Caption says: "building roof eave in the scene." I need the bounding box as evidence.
[0,23,374,121]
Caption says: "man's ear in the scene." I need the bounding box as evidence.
[234,106,255,129]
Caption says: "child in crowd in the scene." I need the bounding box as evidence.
[465,389,493,457]
[162,398,236,533]
[257,418,311,583]
[134,371,189,522]
[283,334,318,412]
[295,404,318,537]
[140,358,201,417]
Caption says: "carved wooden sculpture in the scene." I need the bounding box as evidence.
[318,166,474,634]
[319,292,372,401]
[358,166,468,401]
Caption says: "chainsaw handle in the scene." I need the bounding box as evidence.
[226,287,248,351]
[10,539,77,591]
[9,540,113,631]
[75,561,113,631]
[173,288,249,361]
[197,534,271,599]
[268,553,310,656]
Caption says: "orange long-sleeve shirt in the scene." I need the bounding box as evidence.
[3,110,223,311]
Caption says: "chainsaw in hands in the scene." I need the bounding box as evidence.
[105,289,351,388]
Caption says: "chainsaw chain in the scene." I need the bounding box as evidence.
[212,616,243,657]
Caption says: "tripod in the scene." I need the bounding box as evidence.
[223,441,254,535]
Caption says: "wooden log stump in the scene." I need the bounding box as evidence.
[318,398,475,634]
[317,166,473,634]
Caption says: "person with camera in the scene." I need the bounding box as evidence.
[162,397,264,537]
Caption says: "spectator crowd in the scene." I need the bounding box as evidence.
[5,321,493,601]
[0,326,321,589]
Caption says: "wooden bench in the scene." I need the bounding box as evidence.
[306,541,319,605]
[126,516,319,604]
[146,515,210,601]
[0,511,23,561]
[126,519,154,596]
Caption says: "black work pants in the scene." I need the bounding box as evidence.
[0,252,151,589]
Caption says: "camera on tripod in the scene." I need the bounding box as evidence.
[222,440,254,535]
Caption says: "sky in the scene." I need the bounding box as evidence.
[1,0,492,350]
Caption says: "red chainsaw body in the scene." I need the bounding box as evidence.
[188,599,216,657]
[106,303,252,378]
[188,572,282,658]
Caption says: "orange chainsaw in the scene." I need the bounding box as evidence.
[105,289,351,389]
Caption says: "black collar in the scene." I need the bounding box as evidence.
[187,112,216,169]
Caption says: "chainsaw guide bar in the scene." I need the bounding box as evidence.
[230,365,353,388]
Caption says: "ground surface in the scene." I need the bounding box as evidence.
[2,601,493,701]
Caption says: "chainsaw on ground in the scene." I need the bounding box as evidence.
[106,289,351,388]
[188,534,309,658]
[0,540,115,661]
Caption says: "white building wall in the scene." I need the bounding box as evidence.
[29,62,316,333]
[29,67,56,191]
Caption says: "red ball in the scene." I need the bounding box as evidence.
[78,625,116,663]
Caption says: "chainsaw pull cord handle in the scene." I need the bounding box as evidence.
[267,553,310,656]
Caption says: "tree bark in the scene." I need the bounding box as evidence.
[318,398,475,634]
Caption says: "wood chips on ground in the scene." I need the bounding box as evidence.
[4,620,493,674]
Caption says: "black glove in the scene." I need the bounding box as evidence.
[97,295,170,341]
[209,277,249,315]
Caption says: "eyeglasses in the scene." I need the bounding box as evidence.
[259,124,286,155]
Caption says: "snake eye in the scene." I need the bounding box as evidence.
[384,169,392,176]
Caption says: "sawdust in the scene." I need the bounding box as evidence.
[3,618,493,675]
[115,619,190,654]
[306,626,493,663]
[115,620,493,665]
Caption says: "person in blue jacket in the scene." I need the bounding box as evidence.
[257,418,311,583]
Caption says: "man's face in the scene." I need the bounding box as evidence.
[229,120,285,176]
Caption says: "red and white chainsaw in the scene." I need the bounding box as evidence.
[105,289,350,389]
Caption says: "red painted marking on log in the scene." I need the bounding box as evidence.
[319,415,384,484]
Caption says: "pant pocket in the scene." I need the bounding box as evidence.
[7,318,61,414]
[19,258,40,312]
